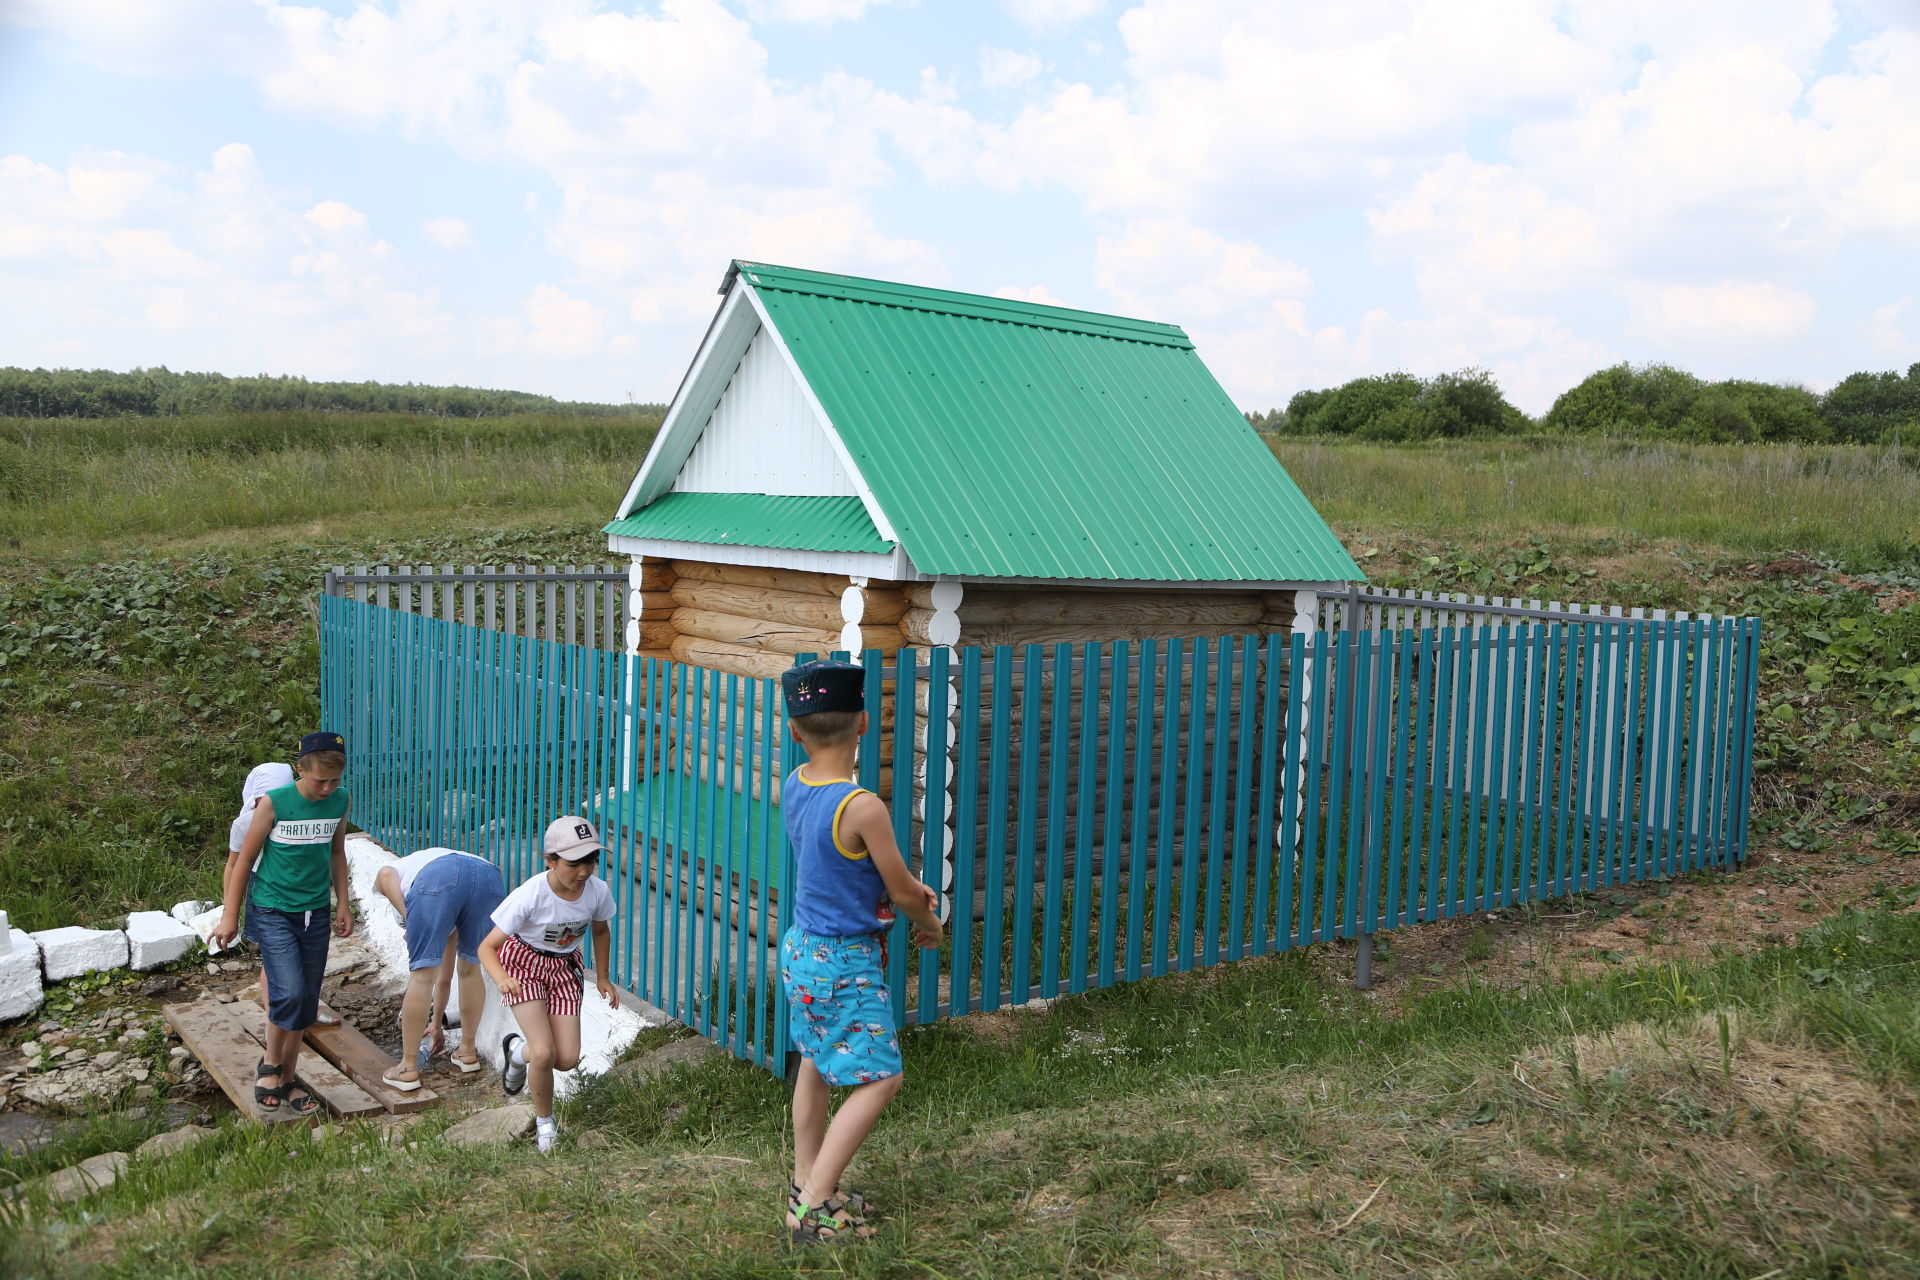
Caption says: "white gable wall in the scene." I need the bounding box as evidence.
[673,326,854,497]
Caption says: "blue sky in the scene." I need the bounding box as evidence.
[1,0,1915,413]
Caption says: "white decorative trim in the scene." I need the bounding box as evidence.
[618,286,758,518]
[1291,589,1319,633]
[608,535,925,581]
[739,282,900,545]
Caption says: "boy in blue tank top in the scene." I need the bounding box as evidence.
[779,659,942,1246]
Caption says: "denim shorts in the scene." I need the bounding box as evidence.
[781,927,902,1087]
[245,903,331,1031]
[404,854,506,969]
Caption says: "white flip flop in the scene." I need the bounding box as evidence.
[380,1068,423,1093]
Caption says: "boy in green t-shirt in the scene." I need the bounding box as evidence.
[210,732,355,1117]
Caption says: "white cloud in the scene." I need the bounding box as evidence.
[0,144,468,376]
[1623,281,1817,343]
[483,283,612,359]
[743,0,897,22]
[979,46,1044,90]
[1867,298,1915,358]
[303,200,369,235]
[423,216,475,250]
[993,283,1072,306]
[1001,0,1104,31]
[1094,218,1310,325]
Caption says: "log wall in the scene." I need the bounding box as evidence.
[624,558,1311,921]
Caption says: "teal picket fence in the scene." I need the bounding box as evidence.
[319,592,1761,1073]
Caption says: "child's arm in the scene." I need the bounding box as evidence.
[841,793,943,949]
[478,926,521,1002]
[330,800,355,938]
[373,866,406,921]
[210,797,274,950]
[588,919,617,1007]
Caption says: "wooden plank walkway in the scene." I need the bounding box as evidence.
[164,998,425,1122]
[303,1002,438,1114]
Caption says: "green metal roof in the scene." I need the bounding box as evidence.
[737,262,1363,583]
[603,492,893,554]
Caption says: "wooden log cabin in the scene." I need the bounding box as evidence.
[604,261,1362,918]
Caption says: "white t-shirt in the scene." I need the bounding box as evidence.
[390,847,490,897]
[229,762,296,853]
[490,872,614,955]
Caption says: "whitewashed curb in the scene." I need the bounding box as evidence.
[30,926,129,981]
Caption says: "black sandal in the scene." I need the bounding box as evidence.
[254,1058,285,1109]
[791,1181,873,1219]
[787,1195,874,1246]
[280,1081,321,1117]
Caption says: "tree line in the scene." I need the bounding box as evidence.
[0,366,661,419]
[1248,362,1920,445]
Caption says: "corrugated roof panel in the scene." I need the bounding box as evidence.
[752,275,1362,583]
[602,492,893,554]
[734,261,1191,348]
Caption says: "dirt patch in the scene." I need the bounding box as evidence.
[1513,1010,1913,1166]
[1344,827,1920,1009]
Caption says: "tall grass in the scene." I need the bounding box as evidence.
[1273,435,1920,561]
[0,412,656,550]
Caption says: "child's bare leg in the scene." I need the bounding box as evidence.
[392,964,439,1084]
[795,1073,902,1210]
[547,1013,582,1073]
[791,1058,831,1191]
[451,959,486,1066]
[508,1000,560,1117]
[428,937,455,1054]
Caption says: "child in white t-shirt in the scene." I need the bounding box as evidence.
[477,816,618,1153]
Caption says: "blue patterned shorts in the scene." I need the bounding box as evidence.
[781,927,903,1087]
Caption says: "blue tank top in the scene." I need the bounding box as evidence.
[783,767,887,937]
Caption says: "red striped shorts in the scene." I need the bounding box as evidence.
[498,936,585,1017]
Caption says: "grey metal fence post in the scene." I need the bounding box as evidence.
[1342,587,1378,990]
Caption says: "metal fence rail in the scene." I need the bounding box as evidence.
[1318,584,1718,634]
[320,593,1762,1074]
[323,564,629,650]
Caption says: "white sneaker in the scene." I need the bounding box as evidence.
[501,1033,527,1096]
[535,1117,558,1154]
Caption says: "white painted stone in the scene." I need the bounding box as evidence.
[187,906,233,954]
[30,925,128,981]
[0,929,43,1021]
[126,911,198,971]
[344,833,658,1099]
[169,900,212,925]
[0,909,10,945]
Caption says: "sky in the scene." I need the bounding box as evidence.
[0,0,1915,415]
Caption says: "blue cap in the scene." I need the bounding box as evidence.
[782,660,864,717]
[299,731,346,756]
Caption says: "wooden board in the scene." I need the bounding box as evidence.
[221,1003,386,1119]
[304,1003,438,1113]
[163,1000,297,1125]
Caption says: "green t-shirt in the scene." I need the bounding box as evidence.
[249,782,350,912]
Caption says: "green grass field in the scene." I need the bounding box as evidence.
[6,908,1917,1278]
[1,414,1917,1276]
